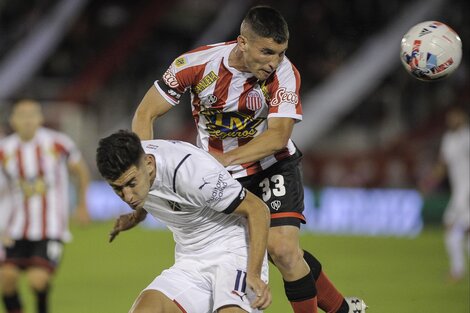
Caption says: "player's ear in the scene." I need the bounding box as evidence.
[144,154,155,172]
[238,35,248,52]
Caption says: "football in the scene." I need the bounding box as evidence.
[400,21,462,81]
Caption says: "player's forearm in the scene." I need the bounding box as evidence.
[74,161,90,207]
[225,128,288,166]
[246,198,270,278]
[132,109,154,141]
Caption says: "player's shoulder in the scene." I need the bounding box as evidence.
[275,56,300,78]
[172,41,236,69]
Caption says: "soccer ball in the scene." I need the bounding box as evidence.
[400,21,462,81]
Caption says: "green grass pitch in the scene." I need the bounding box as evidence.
[4,222,469,313]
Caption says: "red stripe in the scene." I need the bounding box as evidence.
[238,78,262,175]
[173,300,188,313]
[274,147,290,161]
[36,145,48,239]
[291,64,303,115]
[54,141,66,238]
[271,212,306,222]
[207,62,234,153]
[267,74,281,114]
[16,148,29,239]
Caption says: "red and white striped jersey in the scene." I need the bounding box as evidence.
[155,41,303,178]
[0,127,82,241]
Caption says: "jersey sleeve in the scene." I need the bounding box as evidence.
[266,59,303,122]
[154,54,201,106]
[175,151,246,214]
[55,133,82,164]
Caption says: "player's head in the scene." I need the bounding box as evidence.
[96,130,155,210]
[237,6,289,80]
[9,99,44,141]
[445,106,468,131]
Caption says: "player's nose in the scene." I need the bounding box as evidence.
[122,187,134,203]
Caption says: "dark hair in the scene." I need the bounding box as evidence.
[242,6,289,44]
[96,130,145,181]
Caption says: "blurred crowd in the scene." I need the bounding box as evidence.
[0,0,469,189]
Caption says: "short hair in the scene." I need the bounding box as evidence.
[241,6,289,44]
[96,130,145,181]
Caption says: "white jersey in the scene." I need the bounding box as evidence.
[0,128,82,241]
[440,125,470,227]
[154,41,303,178]
[142,140,248,254]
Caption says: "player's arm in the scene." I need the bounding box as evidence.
[211,117,294,167]
[132,85,174,140]
[232,190,272,309]
[68,159,91,225]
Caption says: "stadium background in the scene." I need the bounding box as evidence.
[0,0,468,312]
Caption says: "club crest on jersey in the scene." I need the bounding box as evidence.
[201,109,264,140]
[270,200,281,211]
[270,87,298,107]
[194,71,219,94]
[246,90,263,111]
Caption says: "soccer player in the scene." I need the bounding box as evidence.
[96,130,271,312]
[420,106,470,282]
[131,5,366,313]
[0,99,91,313]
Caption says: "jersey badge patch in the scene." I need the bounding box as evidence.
[174,57,187,68]
[246,90,263,111]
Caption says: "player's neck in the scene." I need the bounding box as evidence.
[228,45,249,73]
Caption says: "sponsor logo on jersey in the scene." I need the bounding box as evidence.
[194,71,219,94]
[206,173,228,204]
[145,144,159,150]
[270,200,281,211]
[198,177,210,190]
[162,68,179,88]
[270,87,298,107]
[174,56,187,68]
[200,94,218,106]
[201,109,264,140]
[167,89,181,99]
[20,178,47,198]
[246,90,263,111]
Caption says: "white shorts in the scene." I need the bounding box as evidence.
[143,248,268,313]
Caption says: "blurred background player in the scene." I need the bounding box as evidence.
[132,5,366,313]
[96,130,271,312]
[420,106,470,282]
[0,99,91,313]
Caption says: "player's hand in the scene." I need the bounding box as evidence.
[0,235,14,248]
[246,275,271,310]
[109,209,147,243]
[208,151,231,167]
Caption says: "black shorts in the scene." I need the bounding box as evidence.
[2,239,64,272]
[237,150,306,228]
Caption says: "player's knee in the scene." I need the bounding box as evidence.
[129,290,171,313]
[0,265,20,292]
[268,241,303,270]
[26,268,51,291]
